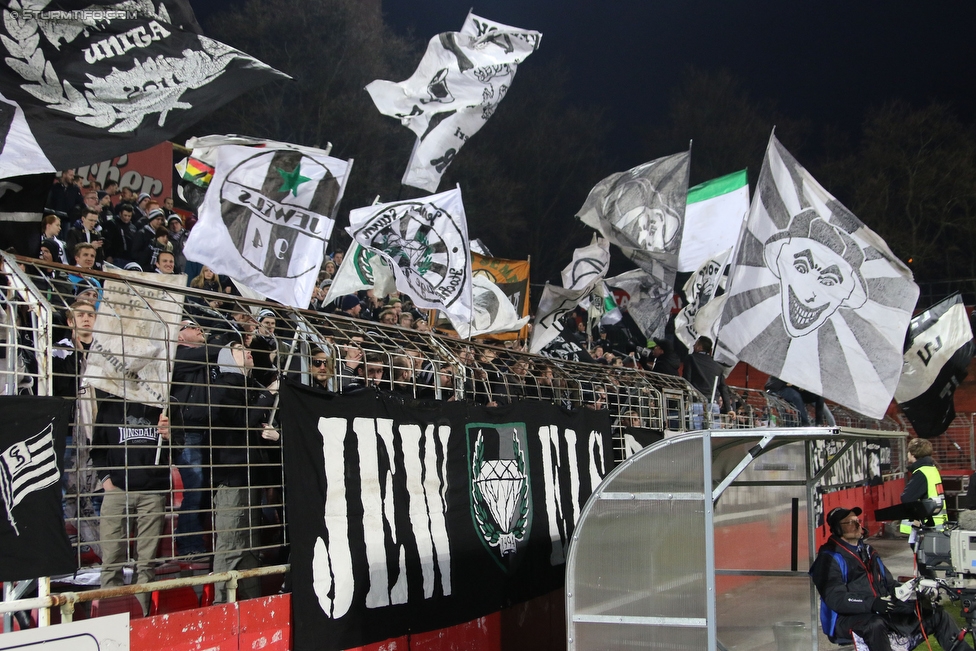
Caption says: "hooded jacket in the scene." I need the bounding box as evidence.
[210,347,276,487]
[91,389,169,491]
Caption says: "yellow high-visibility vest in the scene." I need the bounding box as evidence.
[900,465,947,533]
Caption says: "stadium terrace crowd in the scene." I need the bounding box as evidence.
[0,172,823,615]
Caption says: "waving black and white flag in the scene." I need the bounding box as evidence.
[0,0,288,176]
[529,283,590,354]
[185,144,351,308]
[603,268,674,342]
[0,396,74,581]
[576,152,690,271]
[366,13,541,193]
[454,275,530,339]
[347,187,472,329]
[560,238,610,291]
[323,242,397,306]
[674,247,731,349]
[718,134,918,419]
[896,294,975,438]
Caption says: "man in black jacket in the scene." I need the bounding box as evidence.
[682,337,735,426]
[810,506,971,650]
[210,341,277,602]
[170,319,219,557]
[91,392,170,615]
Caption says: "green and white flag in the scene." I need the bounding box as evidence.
[346,187,472,330]
[323,242,397,305]
[679,170,749,272]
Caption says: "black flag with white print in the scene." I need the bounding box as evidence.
[896,294,975,438]
[0,0,288,175]
[0,396,74,582]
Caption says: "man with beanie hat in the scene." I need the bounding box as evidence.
[338,294,362,318]
[810,506,973,650]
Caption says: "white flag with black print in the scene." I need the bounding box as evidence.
[576,152,690,271]
[0,0,287,177]
[366,13,541,193]
[324,242,397,306]
[674,247,732,349]
[560,238,610,291]
[0,422,58,536]
[529,282,591,354]
[454,274,530,339]
[718,134,919,419]
[604,268,674,342]
[185,144,351,309]
[346,187,472,330]
[896,294,975,438]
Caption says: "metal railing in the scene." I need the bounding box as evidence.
[0,251,904,629]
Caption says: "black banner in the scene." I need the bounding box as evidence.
[0,396,74,582]
[0,0,286,170]
[281,384,614,651]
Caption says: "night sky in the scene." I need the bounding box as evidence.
[193,1,975,167]
[380,0,976,165]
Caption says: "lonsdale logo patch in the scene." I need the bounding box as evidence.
[466,423,531,571]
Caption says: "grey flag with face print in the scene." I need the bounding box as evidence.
[717,134,918,420]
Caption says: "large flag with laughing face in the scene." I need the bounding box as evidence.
[366,13,541,193]
[718,134,918,419]
[184,144,351,308]
[347,187,472,330]
[896,294,975,438]
[0,0,288,177]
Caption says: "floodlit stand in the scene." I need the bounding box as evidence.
[565,426,907,651]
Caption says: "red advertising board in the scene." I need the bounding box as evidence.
[73,141,173,203]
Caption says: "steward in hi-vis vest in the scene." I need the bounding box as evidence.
[900,437,946,535]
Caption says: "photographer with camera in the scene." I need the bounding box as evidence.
[811,506,972,650]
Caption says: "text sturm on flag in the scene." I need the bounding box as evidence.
[347,187,472,331]
[0,396,74,581]
[184,144,351,308]
[280,384,613,651]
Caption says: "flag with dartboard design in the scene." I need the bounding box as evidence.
[185,144,351,308]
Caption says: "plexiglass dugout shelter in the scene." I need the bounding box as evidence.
[566,427,907,651]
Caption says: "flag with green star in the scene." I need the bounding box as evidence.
[185,143,352,308]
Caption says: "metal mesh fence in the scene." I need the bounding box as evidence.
[0,251,904,587]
